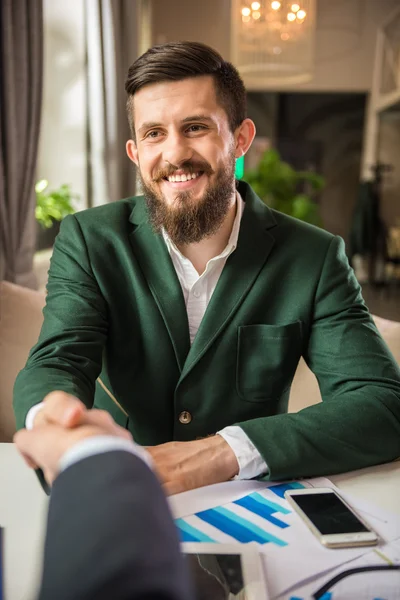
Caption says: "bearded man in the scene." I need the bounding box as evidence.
[14,41,400,495]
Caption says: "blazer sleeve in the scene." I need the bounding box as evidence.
[37,450,194,600]
[13,214,107,431]
[238,236,400,479]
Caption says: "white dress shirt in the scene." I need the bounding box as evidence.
[26,192,268,480]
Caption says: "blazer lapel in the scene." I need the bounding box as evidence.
[128,200,190,372]
[180,183,277,381]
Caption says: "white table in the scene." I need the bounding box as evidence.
[0,444,48,600]
[1,442,400,600]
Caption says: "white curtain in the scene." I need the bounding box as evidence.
[84,0,139,207]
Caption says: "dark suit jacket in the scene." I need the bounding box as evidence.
[14,181,400,480]
[37,450,193,600]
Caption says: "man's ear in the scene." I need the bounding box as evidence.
[234,118,256,159]
[126,139,139,166]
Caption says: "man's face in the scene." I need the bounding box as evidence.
[126,76,239,244]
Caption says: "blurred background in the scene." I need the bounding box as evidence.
[1,0,400,319]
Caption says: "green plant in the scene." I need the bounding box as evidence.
[35,179,79,228]
[242,149,325,227]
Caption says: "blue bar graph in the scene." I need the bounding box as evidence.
[269,481,305,499]
[250,492,291,514]
[175,518,216,543]
[176,481,308,547]
[233,495,289,529]
[196,506,287,546]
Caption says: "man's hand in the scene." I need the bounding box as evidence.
[15,407,132,486]
[146,435,239,495]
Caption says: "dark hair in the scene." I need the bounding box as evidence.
[125,41,247,136]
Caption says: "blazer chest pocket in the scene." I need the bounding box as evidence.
[237,322,303,402]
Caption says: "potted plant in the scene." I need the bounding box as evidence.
[35,180,79,250]
[242,149,325,227]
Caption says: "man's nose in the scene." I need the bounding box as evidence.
[162,131,193,168]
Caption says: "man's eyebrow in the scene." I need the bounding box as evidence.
[137,121,162,134]
[181,114,214,124]
[137,115,215,135]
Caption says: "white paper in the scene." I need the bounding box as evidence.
[169,479,269,519]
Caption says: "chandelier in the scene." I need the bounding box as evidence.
[231,0,316,88]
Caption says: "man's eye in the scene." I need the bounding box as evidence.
[146,131,161,139]
[187,125,207,133]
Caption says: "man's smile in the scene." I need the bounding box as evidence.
[160,171,207,191]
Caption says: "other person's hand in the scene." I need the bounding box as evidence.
[146,435,239,495]
[33,391,87,428]
[15,408,132,486]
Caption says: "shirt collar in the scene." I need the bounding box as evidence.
[162,190,245,262]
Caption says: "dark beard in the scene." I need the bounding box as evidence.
[139,155,236,246]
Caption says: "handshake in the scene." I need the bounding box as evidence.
[14,392,132,486]
[15,391,239,494]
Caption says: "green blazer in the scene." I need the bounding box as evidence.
[13,182,400,480]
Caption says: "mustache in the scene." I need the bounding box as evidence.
[153,160,214,182]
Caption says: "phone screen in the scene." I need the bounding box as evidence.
[290,492,370,535]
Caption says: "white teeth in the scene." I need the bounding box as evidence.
[167,172,200,182]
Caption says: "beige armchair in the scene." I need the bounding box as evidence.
[1,281,400,442]
[288,314,400,413]
[0,282,45,441]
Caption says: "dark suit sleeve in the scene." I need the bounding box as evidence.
[13,215,107,431]
[239,236,400,479]
[37,450,193,600]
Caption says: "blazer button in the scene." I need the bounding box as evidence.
[178,410,192,424]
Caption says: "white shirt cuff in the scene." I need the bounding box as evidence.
[218,426,268,480]
[26,402,45,430]
[58,435,153,474]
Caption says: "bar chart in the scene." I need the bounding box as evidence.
[176,481,305,546]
